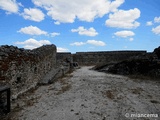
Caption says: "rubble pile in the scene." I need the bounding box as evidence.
[93,46,160,79]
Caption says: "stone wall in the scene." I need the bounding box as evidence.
[56,52,73,73]
[0,45,56,99]
[56,52,73,66]
[73,51,147,65]
[0,44,147,99]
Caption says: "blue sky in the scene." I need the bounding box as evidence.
[0,0,160,53]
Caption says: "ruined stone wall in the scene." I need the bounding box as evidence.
[56,52,73,74]
[56,52,73,66]
[73,51,147,65]
[0,45,147,99]
[0,45,56,99]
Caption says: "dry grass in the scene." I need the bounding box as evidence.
[55,84,71,95]
[128,74,160,82]
[55,71,73,95]
[102,90,115,100]
[130,87,144,95]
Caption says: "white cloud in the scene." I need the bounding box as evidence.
[57,47,69,52]
[114,30,135,38]
[146,21,153,26]
[0,0,19,13]
[32,0,124,23]
[154,17,160,23]
[70,40,106,46]
[109,0,124,12]
[71,26,98,36]
[129,38,134,41]
[54,21,60,25]
[21,8,45,22]
[152,25,160,35]
[50,32,60,37]
[15,38,51,49]
[106,8,140,29]
[18,25,47,35]
[70,42,86,46]
[86,40,106,46]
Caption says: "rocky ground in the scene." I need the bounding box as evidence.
[1,66,160,120]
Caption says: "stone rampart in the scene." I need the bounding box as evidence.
[56,52,73,66]
[0,45,147,99]
[56,52,73,74]
[73,51,147,65]
[0,45,56,99]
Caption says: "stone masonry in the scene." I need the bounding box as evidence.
[0,45,56,99]
[73,51,147,65]
[0,44,147,100]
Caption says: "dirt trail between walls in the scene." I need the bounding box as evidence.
[3,66,160,120]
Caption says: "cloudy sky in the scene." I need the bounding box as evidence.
[0,0,160,53]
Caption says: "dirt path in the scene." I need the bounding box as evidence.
[3,66,160,120]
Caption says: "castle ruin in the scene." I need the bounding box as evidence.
[0,44,146,100]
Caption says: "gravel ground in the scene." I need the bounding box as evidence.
[2,66,160,120]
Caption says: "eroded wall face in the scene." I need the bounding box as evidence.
[73,51,147,65]
[56,52,73,66]
[56,52,73,74]
[0,45,56,99]
[0,45,147,99]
